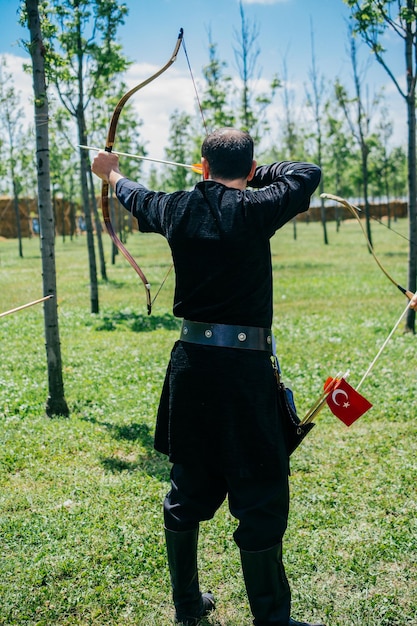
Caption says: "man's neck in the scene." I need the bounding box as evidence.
[210,176,247,190]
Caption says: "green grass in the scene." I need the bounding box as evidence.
[0,218,416,625]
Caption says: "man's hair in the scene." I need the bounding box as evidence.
[201,128,254,180]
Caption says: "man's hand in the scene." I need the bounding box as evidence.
[91,151,124,187]
[409,292,417,311]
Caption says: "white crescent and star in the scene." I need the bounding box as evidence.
[331,389,350,409]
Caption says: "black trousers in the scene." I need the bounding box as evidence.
[164,463,289,551]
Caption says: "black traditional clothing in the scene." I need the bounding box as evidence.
[116,160,320,556]
[116,161,321,481]
[116,162,319,328]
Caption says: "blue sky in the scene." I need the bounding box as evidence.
[0,0,405,159]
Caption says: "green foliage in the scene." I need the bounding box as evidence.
[162,110,195,192]
[345,0,417,58]
[49,0,129,98]
[11,1,410,210]
[0,219,416,624]
[345,0,387,34]
[0,56,27,196]
[201,31,236,133]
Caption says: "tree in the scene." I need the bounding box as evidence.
[371,108,395,223]
[233,1,279,145]
[335,32,381,248]
[19,129,38,233]
[305,21,329,244]
[200,29,235,134]
[277,57,306,240]
[49,106,80,241]
[24,0,69,417]
[389,146,408,205]
[88,84,147,260]
[0,57,26,257]
[323,98,357,205]
[162,110,195,192]
[345,0,417,332]
[278,57,305,161]
[45,0,129,313]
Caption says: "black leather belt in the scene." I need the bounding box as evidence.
[180,320,273,352]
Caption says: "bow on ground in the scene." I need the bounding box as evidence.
[101,29,184,315]
[321,193,414,301]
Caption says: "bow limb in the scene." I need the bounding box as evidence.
[321,193,414,301]
[101,29,184,315]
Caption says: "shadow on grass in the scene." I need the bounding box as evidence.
[113,421,155,445]
[82,415,170,481]
[94,310,181,333]
[100,453,170,481]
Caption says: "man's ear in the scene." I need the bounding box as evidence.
[247,160,257,182]
[201,157,210,180]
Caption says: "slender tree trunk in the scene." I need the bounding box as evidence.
[406,90,416,331]
[69,175,76,239]
[12,179,23,257]
[361,146,373,247]
[351,33,372,248]
[87,165,107,281]
[318,145,328,245]
[110,192,118,265]
[309,23,328,245]
[26,0,69,417]
[78,115,99,313]
[403,4,416,332]
[61,196,66,242]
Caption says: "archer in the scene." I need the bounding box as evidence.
[92,128,323,626]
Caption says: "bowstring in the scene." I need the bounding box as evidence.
[181,35,209,136]
[151,32,208,310]
[353,204,413,248]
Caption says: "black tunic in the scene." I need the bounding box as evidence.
[116,161,321,476]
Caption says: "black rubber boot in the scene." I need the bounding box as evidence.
[165,527,215,626]
[240,543,291,626]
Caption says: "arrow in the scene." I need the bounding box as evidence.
[0,295,54,319]
[79,144,203,174]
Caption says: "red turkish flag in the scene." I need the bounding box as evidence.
[325,377,372,426]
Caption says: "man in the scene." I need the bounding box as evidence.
[92,128,323,626]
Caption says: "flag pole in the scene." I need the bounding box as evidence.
[356,300,411,392]
[301,371,349,425]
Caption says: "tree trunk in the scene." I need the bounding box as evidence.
[78,115,99,314]
[87,165,107,281]
[405,6,416,333]
[318,155,328,244]
[361,146,373,248]
[26,0,69,417]
[12,179,23,257]
[406,91,416,332]
[110,191,118,265]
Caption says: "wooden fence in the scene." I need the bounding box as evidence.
[0,196,134,239]
[0,196,408,239]
[298,199,408,223]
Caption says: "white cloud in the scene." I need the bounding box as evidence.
[0,51,407,164]
[124,62,198,159]
[2,53,34,120]
[1,53,199,159]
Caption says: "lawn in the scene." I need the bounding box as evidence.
[0,216,416,625]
